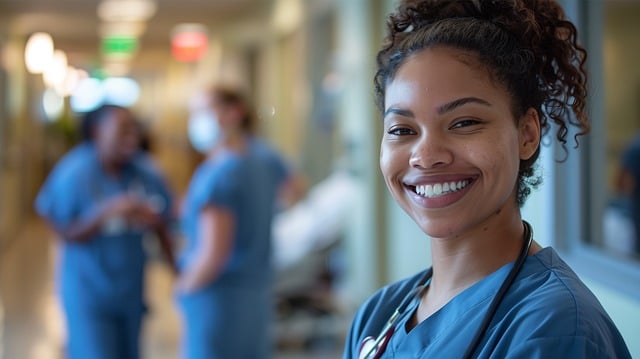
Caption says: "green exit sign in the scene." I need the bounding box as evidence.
[102,36,138,55]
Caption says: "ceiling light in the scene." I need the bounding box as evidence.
[24,32,54,74]
[42,88,65,121]
[71,77,105,112]
[272,0,303,35]
[97,0,157,22]
[56,67,87,97]
[42,50,68,89]
[103,77,140,107]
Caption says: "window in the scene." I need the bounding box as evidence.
[555,0,640,299]
[595,1,640,261]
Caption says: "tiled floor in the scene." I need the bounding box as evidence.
[0,219,346,359]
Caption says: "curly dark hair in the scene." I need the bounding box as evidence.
[375,0,589,205]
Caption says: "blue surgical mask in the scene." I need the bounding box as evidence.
[188,110,220,153]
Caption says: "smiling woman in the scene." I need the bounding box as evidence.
[343,0,632,358]
[380,47,538,238]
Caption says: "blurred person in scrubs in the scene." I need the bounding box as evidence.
[177,86,298,359]
[612,135,640,255]
[35,104,176,359]
[344,0,631,358]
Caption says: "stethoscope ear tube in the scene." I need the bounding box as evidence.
[461,221,533,359]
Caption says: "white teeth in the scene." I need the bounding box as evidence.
[426,185,434,197]
[414,179,471,199]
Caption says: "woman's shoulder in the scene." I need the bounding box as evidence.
[496,247,630,357]
[50,143,96,179]
[519,248,606,315]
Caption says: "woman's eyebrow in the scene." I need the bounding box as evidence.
[437,97,491,115]
[384,107,414,119]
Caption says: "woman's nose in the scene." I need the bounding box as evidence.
[409,133,453,169]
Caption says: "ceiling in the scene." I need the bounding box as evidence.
[0,0,273,72]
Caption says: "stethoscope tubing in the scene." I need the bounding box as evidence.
[462,221,533,358]
[360,221,534,359]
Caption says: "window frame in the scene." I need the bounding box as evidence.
[555,0,640,300]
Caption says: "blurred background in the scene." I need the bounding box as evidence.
[0,0,639,358]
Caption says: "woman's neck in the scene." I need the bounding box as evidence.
[412,205,537,327]
[208,131,247,158]
[98,152,124,176]
[429,213,524,294]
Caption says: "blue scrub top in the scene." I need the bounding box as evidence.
[344,247,631,358]
[179,137,289,290]
[35,143,174,308]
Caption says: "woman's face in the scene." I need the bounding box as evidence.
[380,46,539,239]
[209,96,243,134]
[96,108,140,164]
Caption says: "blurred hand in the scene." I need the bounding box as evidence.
[129,202,164,229]
[102,195,163,229]
[102,194,141,218]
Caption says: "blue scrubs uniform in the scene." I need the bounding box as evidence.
[35,143,173,359]
[178,138,289,359]
[344,247,631,358]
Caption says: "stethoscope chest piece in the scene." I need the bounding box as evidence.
[359,328,394,359]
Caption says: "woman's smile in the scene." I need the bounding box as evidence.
[403,174,478,209]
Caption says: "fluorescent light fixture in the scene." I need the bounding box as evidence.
[24,32,54,74]
[43,50,68,89]
[42,88,65,121]
[272,0,302,35]
[70,76,140,112]
[71,77,105,112]
[55,67,88,97]
[103,77,140,107]
[98,0,157,22]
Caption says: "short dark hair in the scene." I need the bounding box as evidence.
[209,86,256,134]
[80,104,128,142]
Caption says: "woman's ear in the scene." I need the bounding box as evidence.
[519,108,541,161]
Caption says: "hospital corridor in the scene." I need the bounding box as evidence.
[1,0,640,358]
[0,219,187,359]
[3,218,347,358]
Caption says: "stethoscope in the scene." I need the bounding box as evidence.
[359,221,533,359]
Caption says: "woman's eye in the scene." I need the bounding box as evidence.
[388,127,415,136]
[450,119,480,129]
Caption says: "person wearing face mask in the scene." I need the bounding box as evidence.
[177,86,300,359]
[343,1,631,358]
[35,104,176,359]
